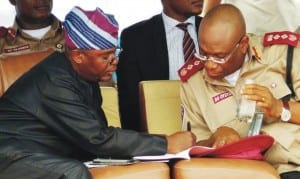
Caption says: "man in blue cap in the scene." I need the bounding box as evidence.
[0,6,196,179]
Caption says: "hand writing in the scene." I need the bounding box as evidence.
[166,131,196,153]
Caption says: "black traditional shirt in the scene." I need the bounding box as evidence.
[0,51,166,161]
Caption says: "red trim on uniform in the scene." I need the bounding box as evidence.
[263,31,299,47]
[0,27,8,37]
[178,57,204,82]
[7,28,16,41]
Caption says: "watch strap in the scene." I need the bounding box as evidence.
[282,100,290,110]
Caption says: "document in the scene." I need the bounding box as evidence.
[134,134,274,161]
[84,158,139,168]
[133,146,214,161]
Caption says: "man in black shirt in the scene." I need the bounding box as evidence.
[0,6,195,179]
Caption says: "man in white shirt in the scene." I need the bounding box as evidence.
[117,0,203,131]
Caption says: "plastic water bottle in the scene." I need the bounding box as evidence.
[237,79,256,123]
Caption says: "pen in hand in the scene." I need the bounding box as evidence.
[187,121,191,131]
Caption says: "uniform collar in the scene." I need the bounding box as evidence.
[11,15,62,41]
[247,34,264,63]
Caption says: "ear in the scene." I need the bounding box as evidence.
[240,36,249,54]
[9,0,16,6]
[70,50,84,64]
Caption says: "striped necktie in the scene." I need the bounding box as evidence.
[176,23,196,62]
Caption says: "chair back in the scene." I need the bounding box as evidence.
[139,80,182,135]
[0,49,54,96]
[101,87,121,127]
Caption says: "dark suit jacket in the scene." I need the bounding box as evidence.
[0,52,166,160]
[117,14,201,131]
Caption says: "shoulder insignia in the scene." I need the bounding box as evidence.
[0,26,8,38]
[263,31,300,47]
[7,28,16,41]
[178,57,204,82]
[0,27,16,41]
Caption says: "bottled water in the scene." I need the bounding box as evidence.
[237,79,256,123]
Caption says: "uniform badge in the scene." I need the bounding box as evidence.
[263,31,299,47]
[178,56,204,82]
[212,91,233,104]
[4,44,30,53]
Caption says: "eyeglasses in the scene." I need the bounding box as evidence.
[195,37,242,64]
[103,55,117,65]
[102,46,122,65]
[102,47,122,65]
[73,47,122,65]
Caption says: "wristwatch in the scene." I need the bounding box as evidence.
[281,100,291,122]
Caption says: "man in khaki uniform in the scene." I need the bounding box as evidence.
[0,0,115,87]
[0,0,64,56]
[179,4,300,178]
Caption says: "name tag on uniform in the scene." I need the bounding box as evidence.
[213,91,233,104]
[4,44,30,53]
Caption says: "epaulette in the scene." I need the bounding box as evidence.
[0,26,16,41]
[263,31,300,47]
[178,57,204,82]
[0,26,7,38]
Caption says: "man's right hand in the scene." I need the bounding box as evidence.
[166,131,196,154]
[210,126,240,148]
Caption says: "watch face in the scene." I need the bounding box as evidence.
[281,108,291,122]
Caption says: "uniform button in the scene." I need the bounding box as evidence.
[56,43,63,49]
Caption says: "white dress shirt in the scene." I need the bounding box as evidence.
[162,13,199,80]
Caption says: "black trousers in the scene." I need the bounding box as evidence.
[0,153,92,179]
[280,171,300,179]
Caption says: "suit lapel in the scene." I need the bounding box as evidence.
[152,15,169,78]
[195,16,202,37]
[149,15,202,79]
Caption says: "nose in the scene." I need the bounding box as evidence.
[204,60,218,69]
[110,56,118,65]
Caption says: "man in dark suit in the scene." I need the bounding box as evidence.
[117,0,204,131]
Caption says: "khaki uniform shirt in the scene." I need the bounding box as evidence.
[181,34,300,174]
[0,15,64,57]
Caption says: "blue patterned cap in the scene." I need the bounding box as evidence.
[64,6,119,50]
